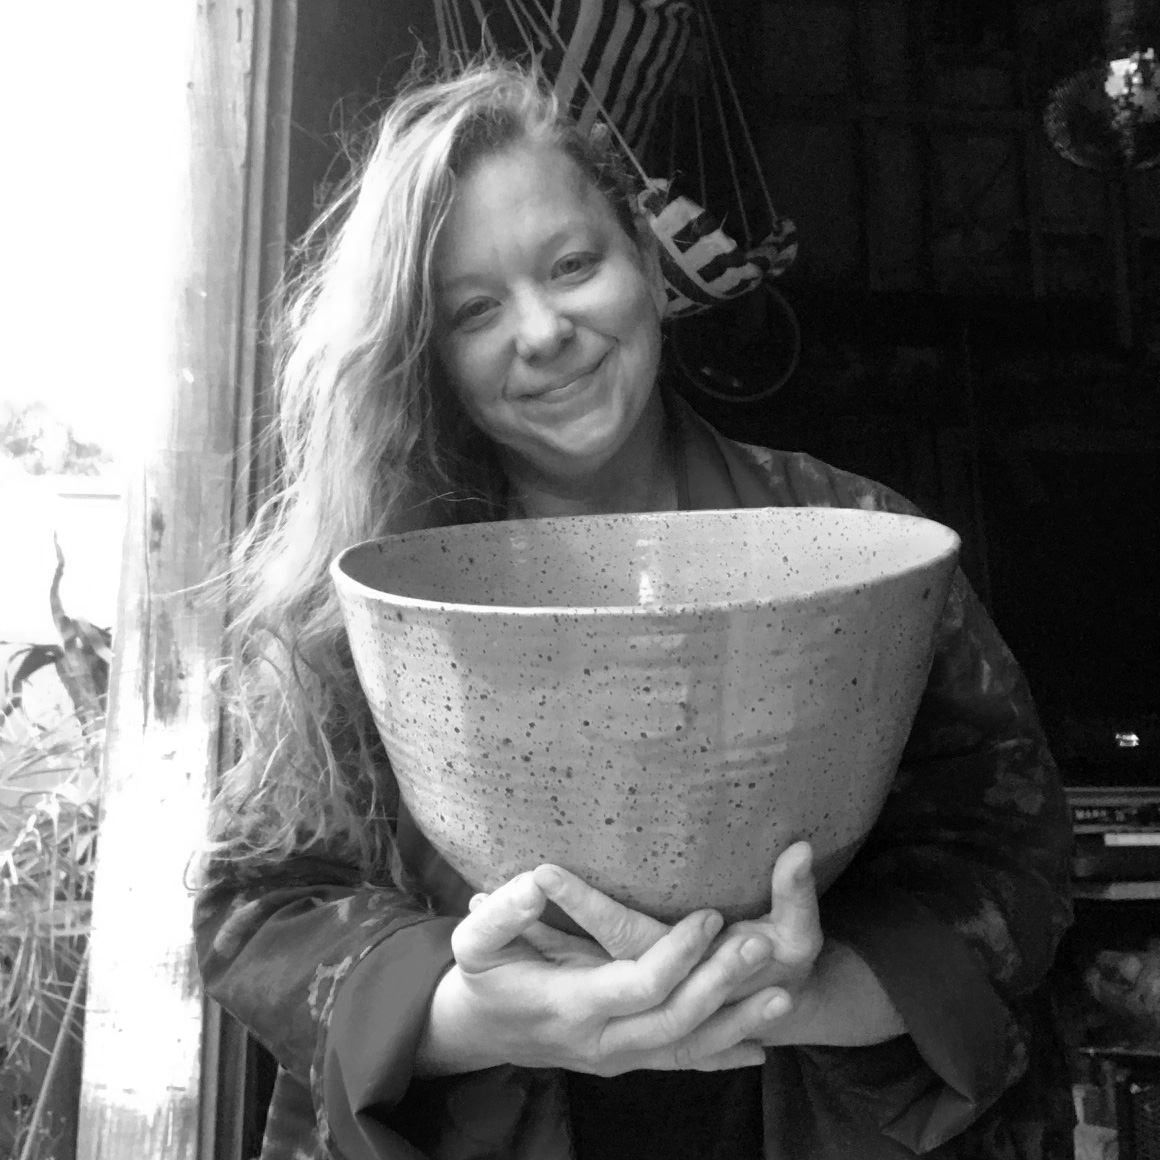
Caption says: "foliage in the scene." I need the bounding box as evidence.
[0,400,111,478]
[0,541,110,1159]
[2,538,112,735]
[0,714,100,1160]
[2,649,66,727]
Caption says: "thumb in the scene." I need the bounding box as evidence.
[767,841,822,965]
[452,873,546,974]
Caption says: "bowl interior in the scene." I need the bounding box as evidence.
[337,508,959,611]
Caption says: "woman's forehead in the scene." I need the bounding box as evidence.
[454,144,607,224]
[436,143,619,275]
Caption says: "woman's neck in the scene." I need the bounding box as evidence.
[503,393,678,520]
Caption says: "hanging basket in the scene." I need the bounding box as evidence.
[432,0,802,393]
[670,280,802,403]
[434,0,697,158]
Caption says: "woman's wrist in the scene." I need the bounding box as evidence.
[759,938,906,1048]
[414,965,504,1077]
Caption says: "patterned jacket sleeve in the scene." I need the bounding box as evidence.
[193,854,458,1158]
[733,446,1075,1153]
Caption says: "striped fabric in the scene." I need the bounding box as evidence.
[435,0,798,318]
[445,0,694,156]
[641,179,798,318]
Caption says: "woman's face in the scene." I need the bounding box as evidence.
[432,142,665,483]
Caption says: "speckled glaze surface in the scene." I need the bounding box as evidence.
[331,508,960,923]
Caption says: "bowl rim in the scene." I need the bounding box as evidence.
[330,507,961,619]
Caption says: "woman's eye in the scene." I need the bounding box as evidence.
[552,252,598,279]
[452,298,496,329]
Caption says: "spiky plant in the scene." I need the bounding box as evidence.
[0,539,109,1160]
[0,712,99,1160]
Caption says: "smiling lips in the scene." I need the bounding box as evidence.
[521,354,607,401]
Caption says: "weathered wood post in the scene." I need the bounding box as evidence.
[76,3,293,1158]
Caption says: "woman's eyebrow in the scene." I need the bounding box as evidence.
[541,221,591,247]
[437,221,600,292]
[437,271,485,294]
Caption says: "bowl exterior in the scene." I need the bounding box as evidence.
[334,524,958,923]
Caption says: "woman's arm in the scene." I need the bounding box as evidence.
[412,870,793,1077]
[759,938,904,1046]
[194,855,455,1083]
[729,447,1075,1146]
[792,564,1074,1153]
[529,850,906,1048]
[195,848,794,1157]
[523,554,1073,1152]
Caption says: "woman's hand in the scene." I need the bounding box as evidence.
[524,844,902,1048]
[415,871,791,1077]
[528,842,823,1008]
[710,841,823,1006]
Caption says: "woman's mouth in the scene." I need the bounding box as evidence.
[523,355,607,403]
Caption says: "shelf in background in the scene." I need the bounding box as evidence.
[1074,881,1160,902]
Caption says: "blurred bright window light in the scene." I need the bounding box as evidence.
[2,4,189,469]
[2,4,190,642]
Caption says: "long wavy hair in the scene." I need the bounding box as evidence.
[207,58,645,884]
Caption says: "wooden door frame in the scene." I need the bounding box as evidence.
[76,4,295,1159]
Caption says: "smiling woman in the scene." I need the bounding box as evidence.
[432,143,671,512]
[193,56,1075,1160]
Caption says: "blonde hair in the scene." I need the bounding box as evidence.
[208,58,644,882]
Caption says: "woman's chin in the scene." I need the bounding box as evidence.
[552,412,651,476]
[519,407,638,481]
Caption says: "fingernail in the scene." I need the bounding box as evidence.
[535,866,564,892]
[702,912,723,940]
[517,874,543,908]
[763,994,789,1020]
[741,937,772,965]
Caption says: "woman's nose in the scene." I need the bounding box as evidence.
[513,290,574,361]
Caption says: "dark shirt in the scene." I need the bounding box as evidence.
[567,1068,765,1160]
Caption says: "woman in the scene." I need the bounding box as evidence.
[195,60,1076,1160]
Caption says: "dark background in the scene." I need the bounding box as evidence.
[286,0,1159,784]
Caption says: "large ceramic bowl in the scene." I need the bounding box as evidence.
[332,508,959,923]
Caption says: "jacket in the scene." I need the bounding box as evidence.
[195,394,1076,1159]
